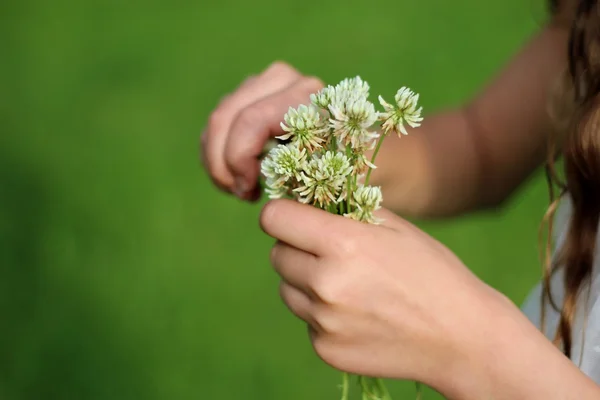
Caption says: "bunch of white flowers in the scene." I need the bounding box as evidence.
[261,76,423,400]
[261,76,422,225]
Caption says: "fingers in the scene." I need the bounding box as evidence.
[224,76,324,196]
[270,241,319,295]
[202,61,301,193]
[260,199,367,256]
[279,281,320,328]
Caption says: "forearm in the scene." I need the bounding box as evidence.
[369,24,570,219]
[369,107,497,218]
[439,297,600,400]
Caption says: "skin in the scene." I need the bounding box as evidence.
[260,199,600,399]
[260,200,600,400]
[200,2,600,397]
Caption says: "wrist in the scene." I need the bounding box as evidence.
[423,288,514,399]
[434,291,600,400]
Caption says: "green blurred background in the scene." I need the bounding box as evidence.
[1,0,552,399]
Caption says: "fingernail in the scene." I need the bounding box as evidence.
[235,177,249,198]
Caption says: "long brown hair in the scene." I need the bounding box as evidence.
[543,0,600,358]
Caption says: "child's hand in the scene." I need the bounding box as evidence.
[260,199,517,396]
[200,62,323,200]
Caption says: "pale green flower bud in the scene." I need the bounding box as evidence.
[344,185,383,224]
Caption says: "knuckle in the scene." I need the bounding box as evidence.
[310,268,342,304]
[278,281,290,305]
[265,60,299,78]
[332,234,358,259]
[207,109,227,133]
[207,165,233,192]
[311,304,337,335]
[303,76,324,91]
[236,105,262,128]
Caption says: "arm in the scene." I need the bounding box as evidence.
[441,295,600,400]
[201,9,572,218]
[370,21,571,218]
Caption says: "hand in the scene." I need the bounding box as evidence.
[259,199,517,396]
[200,61,324,201]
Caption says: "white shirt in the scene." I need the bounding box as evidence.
[521,196,600,382]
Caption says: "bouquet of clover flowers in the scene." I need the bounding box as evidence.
[260,76,423,400]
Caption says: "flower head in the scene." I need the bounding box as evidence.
[294,151,352,207]
[344,185,383,224]
[336,76,370,98]
[329,97,379,149]
[378,87,423,136]
[261,144,307,199]
[277,104,327,151]
[310,85,336,110]
[310,76,370,111]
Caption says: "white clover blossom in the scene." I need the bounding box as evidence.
[260,144,307,199]
[378,87,423,136]
[310,76,370,111]
[294,151,352,207]
[329,97,379,149]
[336,76,370,98]
[310,85,336,109]
[344,185,383,224]
[264,179,289,199]
[278,104,327,151]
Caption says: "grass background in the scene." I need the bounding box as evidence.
[1,0,553,398]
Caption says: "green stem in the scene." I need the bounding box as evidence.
[346,178,353,213]
[376,379,392,400]
[359,377,373,400]
[415,381,423,400]
[364,133,386,186]
[330,134,338,152]
[340,372,350,400]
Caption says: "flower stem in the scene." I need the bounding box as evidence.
[415,381,423,400]
[359,376,373,399]
[346,178,353,213]
[364,133,386,186]
[376,378,392,400]
[340,372,350,400]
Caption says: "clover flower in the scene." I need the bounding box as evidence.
[294,151,352,207]
[278,104,327,151]
[310,85,336,110]
[335,76,370,98]
[310,76,370,112]
[261,144,307,199]
[329,97,379,149]
[344,185,383,224]
[378,86,423,136]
